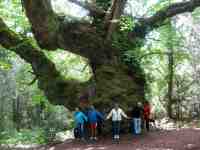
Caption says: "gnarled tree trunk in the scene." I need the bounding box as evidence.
[1,0,200,111]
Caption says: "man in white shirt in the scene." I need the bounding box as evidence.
[106,103,129,141]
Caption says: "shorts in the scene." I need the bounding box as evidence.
[90,123,97,129]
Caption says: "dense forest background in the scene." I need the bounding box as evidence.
[1,0,200,145]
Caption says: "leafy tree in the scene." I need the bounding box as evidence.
[1,0,200,111]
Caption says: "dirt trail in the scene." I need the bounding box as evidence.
[33,128,200,150]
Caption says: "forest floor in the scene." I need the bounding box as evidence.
[35,128,200,150]
[2,119,200,150]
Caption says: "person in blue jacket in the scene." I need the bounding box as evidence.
[88,105,104,140]
[74,107,88,139]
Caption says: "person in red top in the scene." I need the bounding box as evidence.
[143,101,151,131]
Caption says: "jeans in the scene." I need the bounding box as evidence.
[112,121,120,139]
[133,118,141,134]
[97,121,103,135]
[145,119,150,131]
[77,123,84,138]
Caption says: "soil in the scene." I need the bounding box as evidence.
[33,128,200,150]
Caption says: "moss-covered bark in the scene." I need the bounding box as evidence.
[0,18,87,109]
[1,0,200,112]
[93,63,145,110]
[0,17,145,110]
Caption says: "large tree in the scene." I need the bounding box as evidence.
[1,0,200,110]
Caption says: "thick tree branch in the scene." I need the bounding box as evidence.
[0,17,145,110]
[58,22,119,64]
[20,0,200,77]
[0,18,59,78]
[22,0,117,64]
[22,0,59,49]
[68,0,106,17]
[129,0,200,39]
[105,0,127,41]
[0,18,87,109]
[22,0,200,59]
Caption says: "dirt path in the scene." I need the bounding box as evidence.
[33,128,200,150]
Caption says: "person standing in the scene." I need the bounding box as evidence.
[88,105,104,140]
[97,108,106,136]
[131,102,143,134]
[106,103,129,141]
[74,107,88,140]
[143,101,151,131]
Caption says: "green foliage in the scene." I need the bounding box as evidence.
[192,7,200,23]
[139,20,192,116]
[32,94,46,105]
[159,23,182,48]
[0,49,74,145]
[0,60,12,70]
[112,16,146,85]
[148,0,169,14]
[119,16,135,32]
[0,0,31,34]
[0,48,13,71]
[146,0,183,16]
[95,0,112,10]
[0,129,46,144]
[44,50,91,82]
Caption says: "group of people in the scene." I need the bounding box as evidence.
[73,101,152,142]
